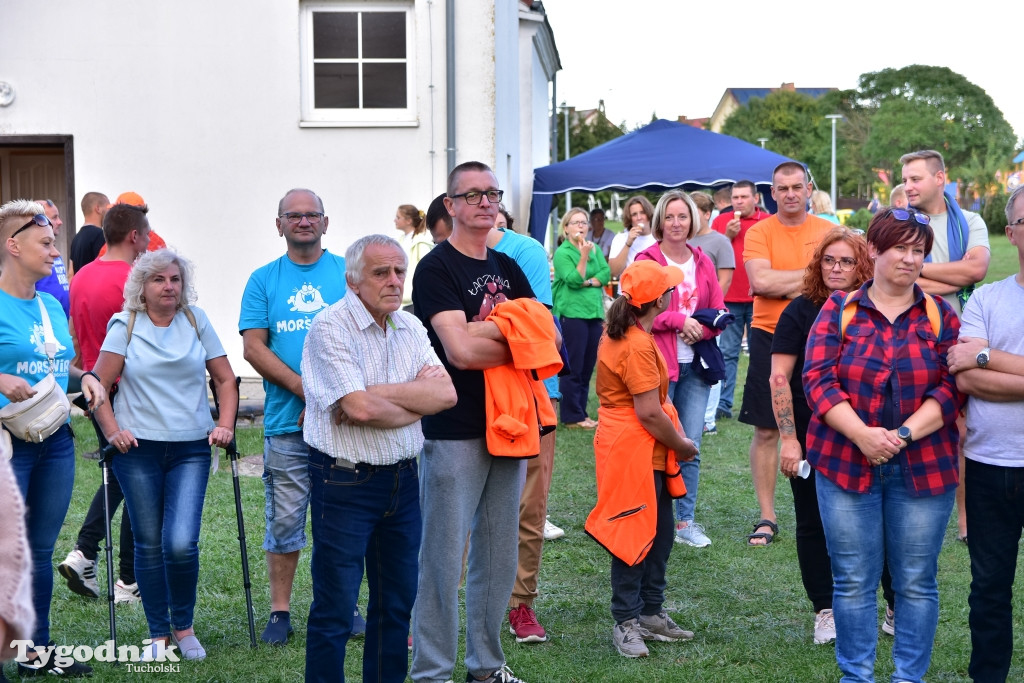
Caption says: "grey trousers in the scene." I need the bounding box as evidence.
[410,438,525,682]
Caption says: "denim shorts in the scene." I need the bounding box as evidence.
[262,432,311,554]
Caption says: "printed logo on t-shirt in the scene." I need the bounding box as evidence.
[16,322,70,375]
[468,275,511,321]
[288,282,329,314]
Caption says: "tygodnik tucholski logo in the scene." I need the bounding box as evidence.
[12,639,182,673]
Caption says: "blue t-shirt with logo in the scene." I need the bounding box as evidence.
[239,250,346,436]
[35,255,71,317]
[0,291,73,410]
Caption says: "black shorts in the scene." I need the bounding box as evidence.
[738,327,778,429]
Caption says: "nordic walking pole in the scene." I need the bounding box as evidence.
[99,443,119,656]
[212,376,257,648]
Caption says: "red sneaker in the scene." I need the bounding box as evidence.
[508,604,547,643]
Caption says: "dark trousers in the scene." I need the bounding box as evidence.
[76,472,136,584]
[558,316,603,424]
[610,471,674,623]
[966,458,1024,682]
[789,469,833,612]
[306,450,421,683]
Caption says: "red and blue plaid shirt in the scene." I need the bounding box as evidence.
[803,283,962,496]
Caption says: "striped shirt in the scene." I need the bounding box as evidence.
[803,283,962,496]
[301,289,440,465]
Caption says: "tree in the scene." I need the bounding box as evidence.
[720,90,836,193]
[858,65,1017,183]
[554,102,626,212]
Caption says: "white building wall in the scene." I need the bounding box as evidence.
[0,0,555,374]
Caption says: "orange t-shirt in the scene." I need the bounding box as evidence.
[595,325,669,469]
[743,214,834,334]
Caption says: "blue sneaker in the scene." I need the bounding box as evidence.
[703,424,718,436]
[352,607,366,637]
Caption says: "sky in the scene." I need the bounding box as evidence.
[543,0,1024,147]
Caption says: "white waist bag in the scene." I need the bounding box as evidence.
[0,296,70,443]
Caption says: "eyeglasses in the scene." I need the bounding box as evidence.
[1009,217,1024,228]
[9,214,51,239]
[449,190,504,205]
[822,255,858,271]
[567,219,589,227]
[889,208,930,226]
[279,212,324,224]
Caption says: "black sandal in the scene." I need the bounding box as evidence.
[746,519,778,546]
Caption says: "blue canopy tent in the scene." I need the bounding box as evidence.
[528,119,802,242]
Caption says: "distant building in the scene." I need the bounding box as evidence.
[709,82,835,132]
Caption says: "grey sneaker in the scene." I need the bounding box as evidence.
[114,579,141,604]
[466,665,526,682]
[882,605,895,636]
[638,611,694,642]
[57,549,100,599]
[613,618,649,658]
[813,608,836,644]
[675,522,712,547]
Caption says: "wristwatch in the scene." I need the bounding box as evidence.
[977,347,991,369]
[897,425,913,445]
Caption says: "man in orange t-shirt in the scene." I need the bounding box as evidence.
[740,162,833,546]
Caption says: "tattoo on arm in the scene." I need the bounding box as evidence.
[771,385,796,435]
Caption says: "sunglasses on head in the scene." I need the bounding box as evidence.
[888,208,930,226]
[9,214,51,239]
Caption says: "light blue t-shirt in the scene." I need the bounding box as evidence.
[238,251,347,436]
[492,229,552,306]
[102,306,226,441]
[0,291,73,410]
[35,255,71,317]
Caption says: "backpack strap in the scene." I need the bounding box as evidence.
[125,307,200,347]
[840,290,941,342]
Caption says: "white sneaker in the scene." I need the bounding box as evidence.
[57,549,100,598]
[543,516,565,541]
[675,522,712,547]
[814,608,836,644]
[114,579,141,604]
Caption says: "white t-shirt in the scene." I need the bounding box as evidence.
[959,276,1024,467]
[609,232,656,271]
[664,253,698,365]
[926,209,989,316]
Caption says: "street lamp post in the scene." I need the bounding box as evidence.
[826,114,842,210]
[757,137,769,149]
[559,102,572,211]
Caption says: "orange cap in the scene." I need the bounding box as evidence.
[619,260,683,308]
[114,191,146,207]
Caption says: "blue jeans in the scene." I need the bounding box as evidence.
[717,301,753,415]
[816,464,954,683]
[306,450,420,683]
[667,362,710,522]
[10,424,75,644]
[113,439,211,637]
[558,316,603,423]
[965,458,1024,682]
[262,432,311,554]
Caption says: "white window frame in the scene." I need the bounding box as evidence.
[299,1,417,127]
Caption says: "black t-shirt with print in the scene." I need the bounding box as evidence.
[413,240,535,440]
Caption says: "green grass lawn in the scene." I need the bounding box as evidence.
[9,236,1019,681]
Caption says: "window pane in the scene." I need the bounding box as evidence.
[315,63,359,108]
[362,12,406,59]
[313,12,357,59]
[362,63,406,108]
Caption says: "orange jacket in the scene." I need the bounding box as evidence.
[484,299,561,458]
[585,402,684,566]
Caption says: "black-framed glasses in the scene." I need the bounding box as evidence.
[1009,216,1024,228]
[822,255,858,271]
[889,208,930,226]
[10,214,50,239]
[279,212,324,224]
[449,190,503,205]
